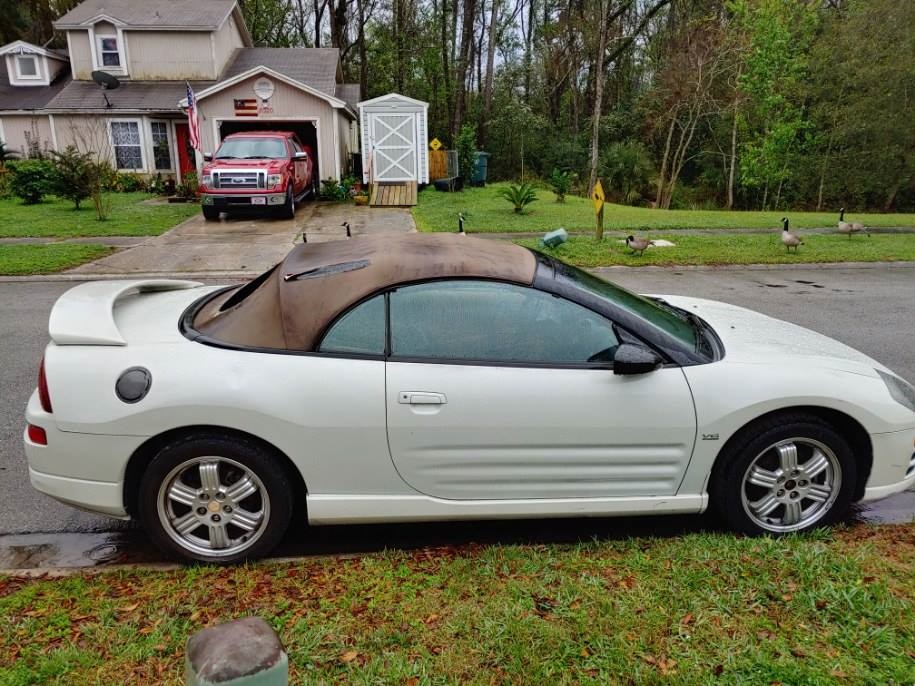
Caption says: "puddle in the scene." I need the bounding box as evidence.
[1,490,911,570]
[764,283,787,288]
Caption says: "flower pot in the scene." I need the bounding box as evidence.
[354,195,369,206]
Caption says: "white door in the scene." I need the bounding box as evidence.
[384,281,697,500]
[370,112,417,181]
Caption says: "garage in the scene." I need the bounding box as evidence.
[218,119,319,175]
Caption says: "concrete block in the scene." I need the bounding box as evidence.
[186,616,288,685]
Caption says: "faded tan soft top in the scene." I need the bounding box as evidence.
[193,233,537,351]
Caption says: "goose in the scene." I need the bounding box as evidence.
[780,218,803,252]
[837,208,868,238]
[458,212,467,236]
[625,235,653,256]
[341,221,352,238]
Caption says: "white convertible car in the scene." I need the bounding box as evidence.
[24,234,915,563]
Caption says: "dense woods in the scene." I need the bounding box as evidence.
[5,0,913,210]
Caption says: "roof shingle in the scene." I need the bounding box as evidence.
[0,61,72,111]
[54,0,236,28]
[222,48,340,98]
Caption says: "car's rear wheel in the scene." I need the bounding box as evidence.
[711,414,857,535]
[137,434,294,564]
[202,205,220,221]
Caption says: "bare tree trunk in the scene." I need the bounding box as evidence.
[313,0,327,47]
[477,0,500,149]
[587,0,610,194]
[357,0,368,98]
[451,0,478,139]
[523,0,534,101]
[727,110,738,209]
[656,113,675,208]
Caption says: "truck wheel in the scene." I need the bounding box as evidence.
[202,206,220,221]
[280,187,295,219]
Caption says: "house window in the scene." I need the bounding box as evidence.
[16,55,40,79]
[150,122,173,170]
[97,35,121,68]
[110,121,143,170]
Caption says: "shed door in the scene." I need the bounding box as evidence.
[370,112,417,182]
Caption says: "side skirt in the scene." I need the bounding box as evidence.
[306,493,708,525]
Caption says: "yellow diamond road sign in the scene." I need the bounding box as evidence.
[429,138,442,151]
[591,180,605,214]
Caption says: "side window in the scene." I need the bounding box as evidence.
[389,281,619,364]
[318,295,386,355]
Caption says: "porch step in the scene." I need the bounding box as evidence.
[370,182,417,207]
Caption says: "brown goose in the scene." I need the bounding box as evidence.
[626,235,654,256]
[838,208,868,238]
[780,218,803,252]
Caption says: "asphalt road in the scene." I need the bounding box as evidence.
[1,264,913,536]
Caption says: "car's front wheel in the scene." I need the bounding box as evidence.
[137,433,294,564]
[280,186,295,219]
[202,205,220,221]
[711,413,857,535]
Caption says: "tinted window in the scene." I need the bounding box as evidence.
[319,295,386,355]
[390,281,618,364]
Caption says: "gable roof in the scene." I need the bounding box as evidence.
[46,78,214,112]
[335,83,361,110]
[0,41,70,62]
[221,48,341,97]
[0,60,71,112]
[54,0,239,31]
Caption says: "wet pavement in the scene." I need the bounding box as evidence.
[1,492,911,572]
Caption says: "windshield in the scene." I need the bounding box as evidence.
[215,137,287,159]
[550,260,700,352]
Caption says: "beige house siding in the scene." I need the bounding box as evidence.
[126,31,216,80]
[337,109,352,177]
[213,16,244,77]
[66,30,93,80]
[198,76,342,180]
[0,115,53,156]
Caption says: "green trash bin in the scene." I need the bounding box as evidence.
[471,152,491,187]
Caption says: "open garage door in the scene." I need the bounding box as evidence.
[218,120,319,180]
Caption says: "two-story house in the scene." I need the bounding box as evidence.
[0,0,361,183]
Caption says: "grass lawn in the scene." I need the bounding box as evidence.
[517,233,915,267]
[414,183,915,234]
[2,523,913,684]
[0,244,113,275]
[0,194,200,239]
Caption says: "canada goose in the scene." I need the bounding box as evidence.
[838,208,869,238]
[626,235,653,256]
[341,221,351,238]
[458,212,466,235]
[781,218,803,252]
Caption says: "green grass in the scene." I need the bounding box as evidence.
[414,183,915,233]
[0,194,200,238]
[0,244,113,275]
[2,524,913,684]
[517,233,915,267]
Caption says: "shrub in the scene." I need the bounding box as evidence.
[115,172,148,193]
[549,168,574,202]
[176,172,199,201]
[49,145,95,209]
[319,178,349,201]
[87,161,115,220]
[0,168,11,199]
[601,141,653,205]
[498,182,538,214]
[8,159,55,204]
[456,124,477,184]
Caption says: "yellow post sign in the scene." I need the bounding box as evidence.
[429,138,442,151]
[591,179,605,215]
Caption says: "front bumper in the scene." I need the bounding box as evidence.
[201,192,286,207]
[861,428,915,502]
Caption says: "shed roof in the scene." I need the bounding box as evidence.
[191,234,537,351]
[54,0,237,29]
[46,78,213,112]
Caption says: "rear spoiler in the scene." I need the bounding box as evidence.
[49,279,202,346]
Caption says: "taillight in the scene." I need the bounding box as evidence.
[27,424,47,445]
[38,355,52,413]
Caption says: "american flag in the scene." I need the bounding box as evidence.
[185,82,200,150]
[234,98,258,117]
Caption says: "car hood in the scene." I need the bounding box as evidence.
[658,295,887,378]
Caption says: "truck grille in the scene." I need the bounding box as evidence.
[213,170,265,189]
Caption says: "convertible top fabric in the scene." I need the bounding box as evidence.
[192,233,537,351]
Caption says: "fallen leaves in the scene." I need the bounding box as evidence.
[340,650,359,664]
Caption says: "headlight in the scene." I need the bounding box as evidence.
[200,174,212,186]
[877,369,915,413]
[267,174,283,187]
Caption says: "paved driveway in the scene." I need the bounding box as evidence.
[68,201,415,276]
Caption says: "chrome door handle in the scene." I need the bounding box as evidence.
[398,391,447,405]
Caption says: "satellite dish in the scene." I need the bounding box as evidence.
[91,70,121,90]
[91,71,120,108]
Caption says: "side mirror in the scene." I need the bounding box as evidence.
[203,153,213,162]
[293,151,308,160]
[613,343,663,375]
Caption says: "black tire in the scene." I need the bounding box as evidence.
[710,413,857,536]
[137,432,294,564]
[202,205,220,221]
[280,186,295,219]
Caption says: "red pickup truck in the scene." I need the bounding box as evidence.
[199,131,315,220]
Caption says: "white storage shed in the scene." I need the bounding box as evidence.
[358,93,429,185]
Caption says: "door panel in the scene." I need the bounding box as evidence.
[385,362,697,500]
[370,113,416,181]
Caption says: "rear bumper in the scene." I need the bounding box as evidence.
[861,428,915,502]
[201,192,286,207]
[28,466,128,518]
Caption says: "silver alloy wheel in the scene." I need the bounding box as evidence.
[156,456,270,558]
[740,437,841,532]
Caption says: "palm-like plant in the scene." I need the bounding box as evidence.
[549,168,574,203]
[498,182,538,213]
